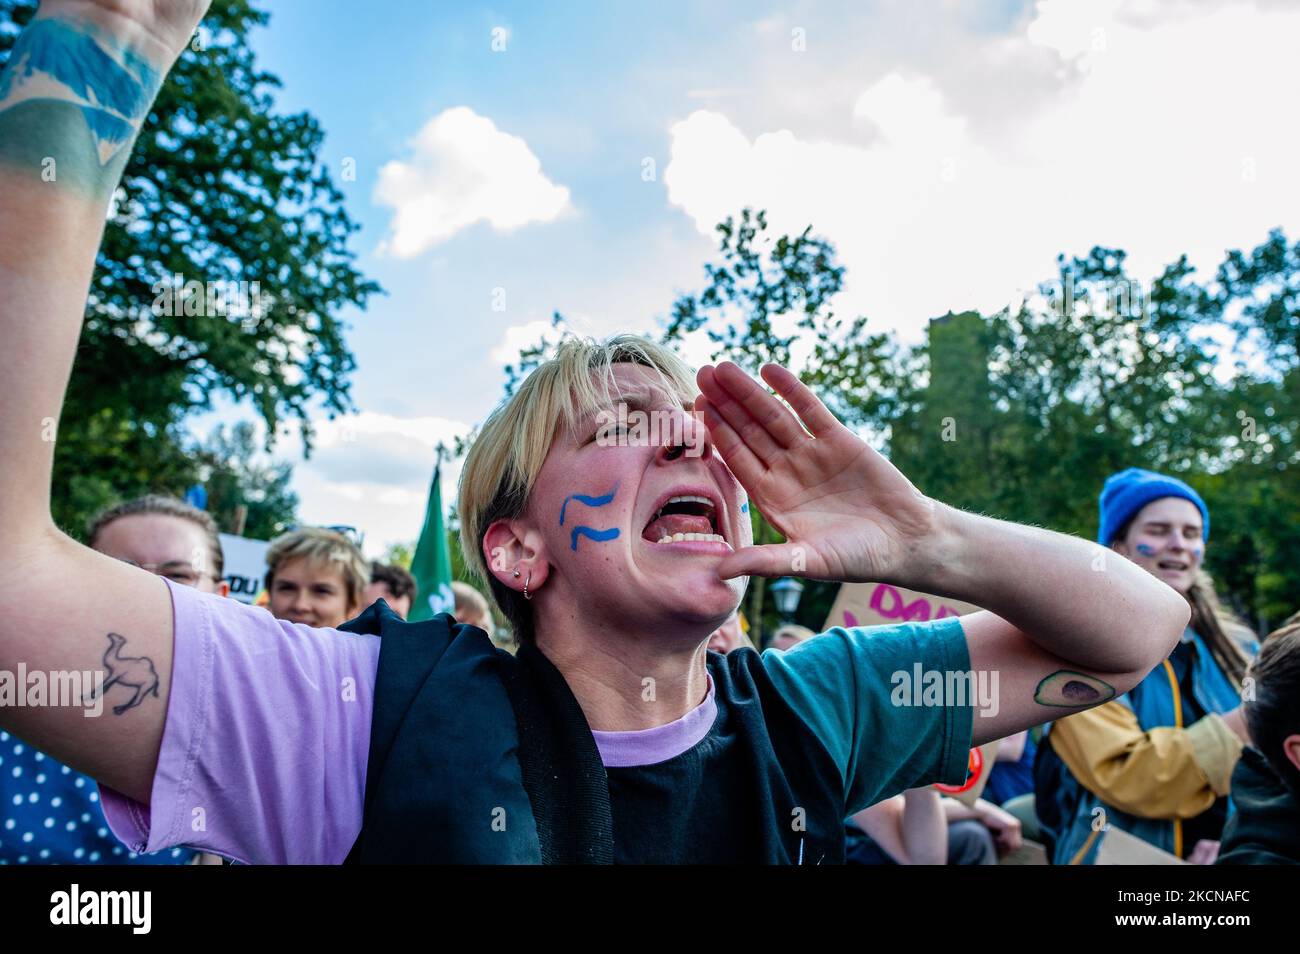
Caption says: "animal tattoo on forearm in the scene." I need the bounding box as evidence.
[85,633,161,716]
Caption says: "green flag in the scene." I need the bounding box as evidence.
[408,452,455,621]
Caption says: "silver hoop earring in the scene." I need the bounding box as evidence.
[523,571,532,601]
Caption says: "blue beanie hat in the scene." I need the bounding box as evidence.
[1098,467,1210,545]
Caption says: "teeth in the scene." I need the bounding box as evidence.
[656,532,729,545]
[653,494,715,521]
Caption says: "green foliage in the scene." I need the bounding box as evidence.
[199,422,298,539]
[386,532,474,585]
[382,541,414,569]
[506,208,1299,635]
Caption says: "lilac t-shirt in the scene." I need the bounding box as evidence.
[100,581,717,864]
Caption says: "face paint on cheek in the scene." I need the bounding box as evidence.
[571,526,620,550]
[558,484,621,551]
[1135,543,1159,557]
[559,483,618,526]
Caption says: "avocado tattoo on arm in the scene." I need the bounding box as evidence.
[1034,670,1116,708]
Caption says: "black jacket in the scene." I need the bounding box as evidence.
[1217,746,1300,865]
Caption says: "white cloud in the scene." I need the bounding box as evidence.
[664,0,1300,341]
[1026,0,1126,59]
[273,412,471,557]
[374,106,572,257]
[491,319,560,365]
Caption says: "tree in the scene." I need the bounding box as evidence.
[382,541,414,570]
[0,0,382,536]
[1206,230,1300,627]
[198,422,298,540]
[661,208,904,639]
[499,207,1299,633]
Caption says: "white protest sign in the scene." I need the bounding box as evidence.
[218,533,271,604]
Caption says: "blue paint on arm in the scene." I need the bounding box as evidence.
[571,526,619,551]
[3,20,157,117]
[559,483,618,525]
[78,104,134,144]
[0,19,160,167]
[740,501,749,514]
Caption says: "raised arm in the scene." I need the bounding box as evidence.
[695,361,1190,746]
[0,0,209,801]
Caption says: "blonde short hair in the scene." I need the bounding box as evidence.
[264,527,370,611]
[452,580,492,633]
[458,334,697,642]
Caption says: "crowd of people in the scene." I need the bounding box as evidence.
[1,0,1298,868]
[3,413,1298,866]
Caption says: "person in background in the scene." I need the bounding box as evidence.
[941,796,1022,860]
[264,527,369,629]
[768,623,814,652]
[0,0,1191,864]
[986,731,1034,805]
[1,495,220,865]
[1218,612,1300,865]
[364,562,417,620]
[707,610,756,653]
[846,787,950,865]
[984,730,1042,843]
[846,789,1019,866]
[452,580,493,637]
[1037,468,1255,864]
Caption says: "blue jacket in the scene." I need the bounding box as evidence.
[1037,629,1245,864]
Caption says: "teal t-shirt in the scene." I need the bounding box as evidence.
[603,617,975,862]
[763,617,975,813]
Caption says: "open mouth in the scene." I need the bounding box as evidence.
[1157,559,1190,571]
[642,492,729,547]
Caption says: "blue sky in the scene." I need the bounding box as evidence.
[197,0,1300,554]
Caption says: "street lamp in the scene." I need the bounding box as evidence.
[769,577,804,623]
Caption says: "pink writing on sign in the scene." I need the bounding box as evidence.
[871,584,933,621]
[867,584,962,623]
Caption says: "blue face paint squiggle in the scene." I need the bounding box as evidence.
[559,483,618,525]
[1135,543,1159,557]
[571,526,620,551]
[559,484,619,551]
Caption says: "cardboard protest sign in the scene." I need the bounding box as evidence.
[218,533,271,604]
[824,582,981,631]
[1096,825,1188,865]
[999,839,1050,866]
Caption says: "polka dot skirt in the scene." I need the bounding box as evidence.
[0,731,193,865]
